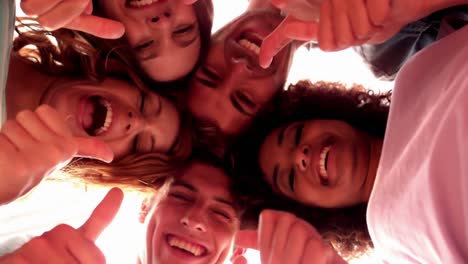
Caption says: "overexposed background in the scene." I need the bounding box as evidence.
[0,0,391,263]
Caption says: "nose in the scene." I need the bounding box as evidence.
[125,110,144,133]
[180,209,206,233]
[230,56,254,74]
[147,8,172,28]
[295,145,311,172]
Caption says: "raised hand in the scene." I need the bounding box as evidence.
[19,0,125,39]
[259,0,322,68]
[0,105,113,205]
[235,210,346,264]
[0,188,124,264]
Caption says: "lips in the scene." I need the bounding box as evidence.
[126,0,163,8]
[318,145,331,185]
[224,12,286,77]
[237,32,263,56]
[166,234,208,257]
[80,96,113,137]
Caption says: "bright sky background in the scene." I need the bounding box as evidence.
[0,0,390,263]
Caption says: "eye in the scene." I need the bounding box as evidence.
[197,66,221,88]
[195,76,216,88]
[212,209,232,221]
[288,168,295,192]
[169,192,192,202]
[295,123,304,146]
[173,24,195,35]
[236,91,256,108]
[135,40,154,51]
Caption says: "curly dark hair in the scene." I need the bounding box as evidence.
[229,80,391,260]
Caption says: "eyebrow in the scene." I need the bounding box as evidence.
[277,125,287,145]
[214,197,236,208]
[172,180,236,207]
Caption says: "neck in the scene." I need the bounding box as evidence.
[6,55,59,119]
[363,136,383,202]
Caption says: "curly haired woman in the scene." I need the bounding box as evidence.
[230,80,390,260]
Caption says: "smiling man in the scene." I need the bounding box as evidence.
[187,0,298,137]
[139,153,242,264]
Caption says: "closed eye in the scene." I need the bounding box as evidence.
[169,192,192,202]
[196,66,221,88]
[173,24,195,35]
[212,209,231,221]
[135,40,154,51]
[236,91,256,108]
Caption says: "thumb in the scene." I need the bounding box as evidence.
[235,230,258,250]
[79,188,124,241]
[75,137,114,163]
[259,16,294,69]
[284,19,318,41]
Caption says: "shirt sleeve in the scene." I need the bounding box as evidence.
[0,0,15,125]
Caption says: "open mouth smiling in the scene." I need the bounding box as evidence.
[237,32,263,57]
[318,145,331,185]
[82,96,113,137]
[166,234,208,257]
[126,0,163,8]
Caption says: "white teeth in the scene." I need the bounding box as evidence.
[128,0,159,7]
[94,99,113,136]
[319,146,331,178]
[168,236,205,257]
[238,39,260,55]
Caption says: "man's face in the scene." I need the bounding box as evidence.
[144,162,240,264]
[188,9,295,136]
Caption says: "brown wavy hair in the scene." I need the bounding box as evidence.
[87,0,214,91]
[229,80,391,260]
[13,19,197,190]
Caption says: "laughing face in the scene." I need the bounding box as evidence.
[96,0,201,81]
[188,9,296,136]
[143,162,239,264]
[41,78,180,159]
[259,120,381,208]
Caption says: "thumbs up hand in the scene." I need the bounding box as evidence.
[234,210,346,264]
[0,188,123,264]
[0,105,113,205]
